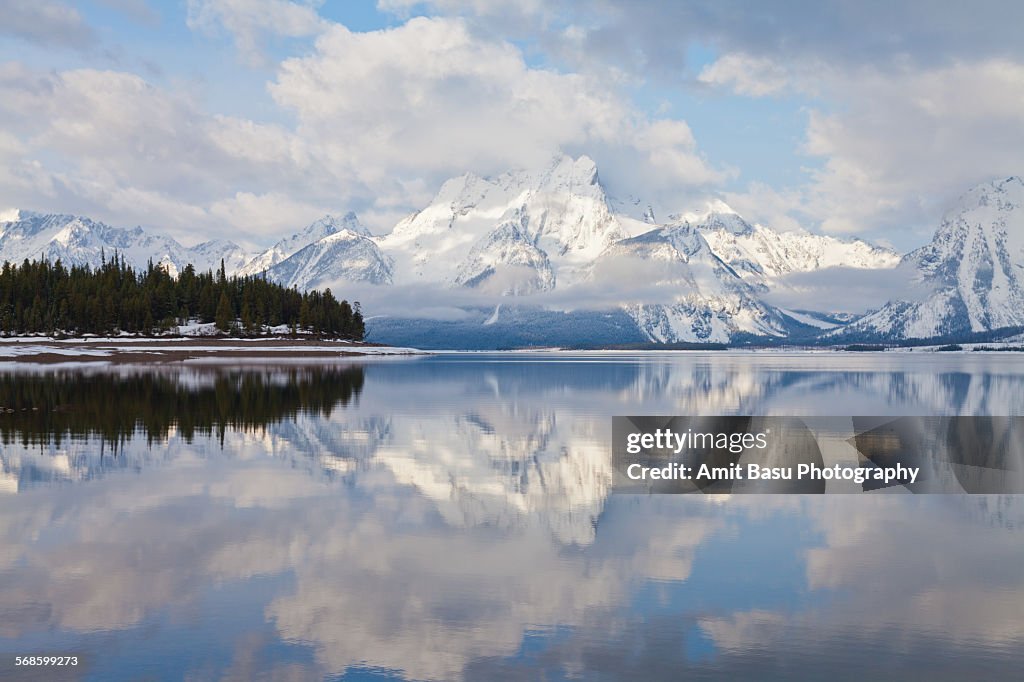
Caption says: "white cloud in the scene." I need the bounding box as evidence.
[0,66,205,228]
[77,184,210,231]
[208,191,336,244]
[0,130,45,200]
[720,182,806,234]
[186,0,327,64]
[396,1,1024,78]
[801,60,1024,238]
[0,63,340,242]
[270,16,723,215]
[0,0,96,50]
[763,266,931,315]
[695,56,1024,245]
[697,53,793,97]
[10,1,1021,253]
[0,10,725,245]
[392,1,1024,246]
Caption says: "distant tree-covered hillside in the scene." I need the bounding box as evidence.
[0,256,364,339]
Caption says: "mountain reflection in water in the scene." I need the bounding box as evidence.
[0,353,1022,681]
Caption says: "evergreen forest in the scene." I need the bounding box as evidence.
[0,256,365,339]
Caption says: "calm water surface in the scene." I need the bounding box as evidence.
[1,352,1023,681]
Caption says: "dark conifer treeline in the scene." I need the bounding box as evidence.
[0,256,364,339]
[0,366,365,447]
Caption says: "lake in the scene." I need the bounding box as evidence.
[1,352,1023,681]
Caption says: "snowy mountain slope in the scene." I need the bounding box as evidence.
[843,176,1024,339]
[588,221,789,342]
[189,239,252,275]
[237,213,367,278]
[608,194,658,226]
[453,210,555,295]
[692,204,900,290]
[0,211,248,277]
[378,154,626,287]
[263,227,393,289]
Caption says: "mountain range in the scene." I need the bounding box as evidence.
[0,211,249,277]
[2,154,1020,346]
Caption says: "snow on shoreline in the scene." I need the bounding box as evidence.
[0,338,425,364]
[0,336,1019,365]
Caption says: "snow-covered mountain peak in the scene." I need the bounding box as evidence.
[922,175,1024,272]
[704,198,740,215]
[697,211,755,236]
[935,175,1024,251]
[842,175,1024,339]
[644,220,715,260]
[237,212,368,278]
[432,172,492,212]
[382,154,624,284]
[426,154,605,214]
[953,175,1023,207]
[311,212,370,237]
[946,175,1023,217]
[262,227,393,290]
[665,200,757,239]
[319,228,368,245]
[694,210,900,292]
[0,211,252,277]
[192,238,243,252]
[481,153,600,197]
[0,208,20,224]
[608,195,658,227]
[11,211,90,237]
[675,198,741,222]
[530,153,601,195]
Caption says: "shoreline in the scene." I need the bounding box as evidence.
[1,338,1021,365]
[0,337,424,365]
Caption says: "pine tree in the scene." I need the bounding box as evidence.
[241,301,254,336]
[215,290,233,333]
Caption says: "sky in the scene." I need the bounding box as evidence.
[1,1,1022,251]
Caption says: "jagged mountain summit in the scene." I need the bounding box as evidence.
[842,176,1024,339]
[237,212,369,278]
[237,212,391,290]
[0,211,247,276]
[378,154,626,290]
[263,228,393,290]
